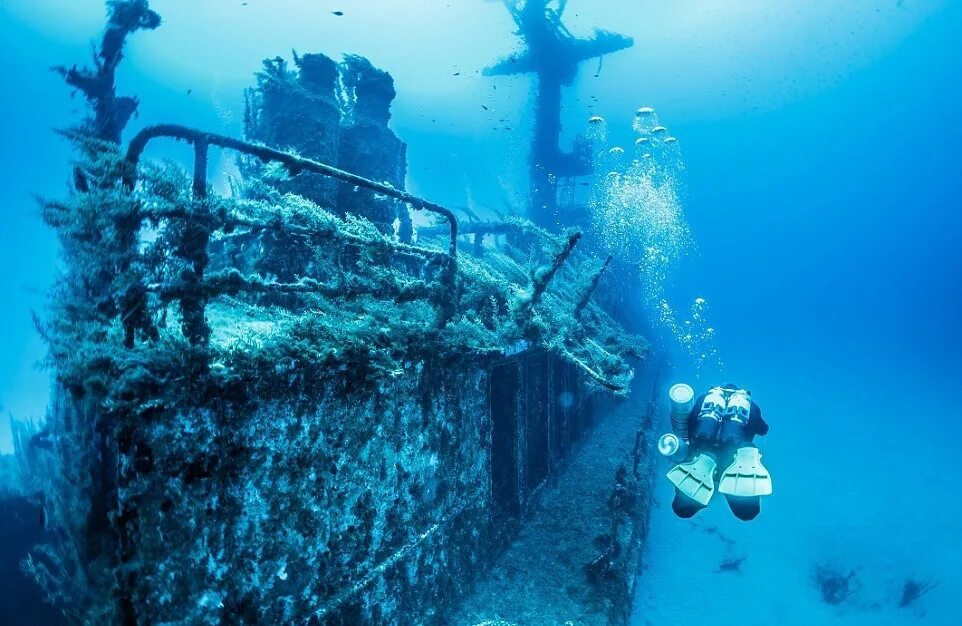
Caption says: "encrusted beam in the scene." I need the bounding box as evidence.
[560,348,624,392]
[143,208,448,262]
[517,229,581,317]
[146,269,433,304]
[419,221,524,238]
[574,255,612,319]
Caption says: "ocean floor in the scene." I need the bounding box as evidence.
[631,364,962,626]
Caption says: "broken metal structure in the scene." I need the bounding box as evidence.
[486,0,633,229]
[10,2,650,623]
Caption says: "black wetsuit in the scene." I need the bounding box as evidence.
[672,390,769,521]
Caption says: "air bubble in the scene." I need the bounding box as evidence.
[587,107,720,375]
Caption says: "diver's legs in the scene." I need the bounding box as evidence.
[725,495,760,521]
[672,489,707,518]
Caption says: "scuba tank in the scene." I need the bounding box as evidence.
[667,383,695,439]
[692,386,727,444]
[719,389,752,445]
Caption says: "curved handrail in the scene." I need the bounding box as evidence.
[123,124,459,256]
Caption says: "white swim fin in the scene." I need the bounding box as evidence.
[667,454,717,506]
[718,447,773,497]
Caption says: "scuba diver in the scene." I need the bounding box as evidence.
[657,383,772,521]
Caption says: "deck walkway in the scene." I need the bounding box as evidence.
[449,363,660,626]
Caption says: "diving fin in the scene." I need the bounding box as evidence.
[667,454,717,506]
[718,447,773,497]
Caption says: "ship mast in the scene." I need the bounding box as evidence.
[485,0,632,228]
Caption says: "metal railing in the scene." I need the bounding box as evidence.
[120,124,461,345]
[124,124,459,254]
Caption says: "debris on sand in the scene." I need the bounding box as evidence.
[813,562,860,606]
[898,577,939,609]
[716,555,745,574]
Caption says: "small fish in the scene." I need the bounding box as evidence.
[186,88,192,95]
[481,105,489,110]
[332,10,344,16]
[453,72,460,76]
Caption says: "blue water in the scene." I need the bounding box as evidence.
[1,1,960,624]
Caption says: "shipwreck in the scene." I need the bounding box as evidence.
[9,1,658,624]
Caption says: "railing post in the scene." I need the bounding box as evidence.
[192,137,208,200]
[179,138,211,346]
